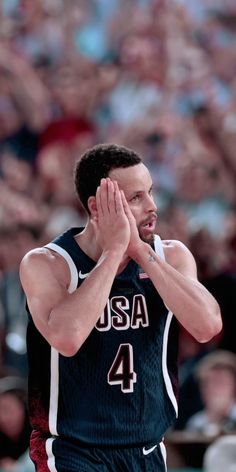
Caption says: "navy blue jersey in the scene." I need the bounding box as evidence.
[27,228,179,469]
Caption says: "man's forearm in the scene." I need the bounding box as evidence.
[131,243,222,342]
[48,249,124,356]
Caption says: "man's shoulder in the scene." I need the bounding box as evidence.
[20,245,71,290]
[161,239,188,251]
[161,238,190,257]
[160,238,195,271]
[20,245,68,275]
[21,245,60,263]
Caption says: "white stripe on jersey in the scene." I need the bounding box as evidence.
[154,235,178,416]
[154,234,165,260]
[49,348,59,436]
[162,311,178,415]
[45,242,78,293]
[160,441,167,472]
[46,437,58,472]
[44,242,78,469]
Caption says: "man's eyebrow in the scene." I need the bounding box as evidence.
[127,187,153,199]
[128,190,143,197]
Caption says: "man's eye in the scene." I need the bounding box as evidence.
[130,195,140,202]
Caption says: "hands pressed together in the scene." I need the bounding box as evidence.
[91,178,142,259]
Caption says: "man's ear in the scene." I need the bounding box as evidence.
[88,196,98,218]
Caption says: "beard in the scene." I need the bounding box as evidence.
[138,227,155,245]
[137,212,157,245]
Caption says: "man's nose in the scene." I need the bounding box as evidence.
[146,194,157,212]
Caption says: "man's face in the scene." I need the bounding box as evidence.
[109,163,157,244]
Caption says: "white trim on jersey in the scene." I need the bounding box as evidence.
[154,234,178,417]
[45,242,78,293]
[162,312,178,415]
[153,234,165,260]
[160,441,167,472]
[49,348,59,436]
[44,242,78,470]
[46,438,58,472]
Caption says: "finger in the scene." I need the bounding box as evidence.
[121,191,136,225]
[121,190,130,215]
[114,181,124,214]
[107,178,115,215]
[99,178,109,215]
[96,185,103,217]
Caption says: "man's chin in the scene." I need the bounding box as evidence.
[140,232,155,245]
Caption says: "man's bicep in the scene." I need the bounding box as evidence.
[20,250,68,336]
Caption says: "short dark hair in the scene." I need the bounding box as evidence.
[74,143,142,212]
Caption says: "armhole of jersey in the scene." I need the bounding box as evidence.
[44,243,78,444]
[154,235,178,416]
[154,234,165,260]
[45,242,78,294]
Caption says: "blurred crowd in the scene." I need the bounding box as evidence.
[0,0,236,470]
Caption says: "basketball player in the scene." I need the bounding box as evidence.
[20,144,222,471]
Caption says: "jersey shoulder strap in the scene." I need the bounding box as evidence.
[154,234,165,261]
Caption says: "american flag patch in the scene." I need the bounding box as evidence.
[139,271,149,279]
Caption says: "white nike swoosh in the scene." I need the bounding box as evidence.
[78,270,89,279]
[142,445,157,456]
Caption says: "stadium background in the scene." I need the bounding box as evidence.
[0,0,236,470]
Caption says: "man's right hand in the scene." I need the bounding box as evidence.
[92,178,131,256]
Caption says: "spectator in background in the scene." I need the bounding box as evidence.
[167,349,236,468]
[0,225,44,376]
[203,435,236,472]
[0,376,31,470]
[185,350,236,436]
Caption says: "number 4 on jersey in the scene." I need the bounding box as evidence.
[107,343,137,393]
